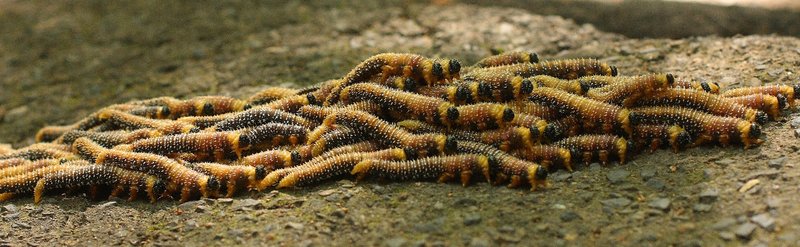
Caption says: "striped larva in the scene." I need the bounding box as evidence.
[60,129,154,147]
[211,106,315,131]
[455,141,548,190]
[674,80,720,94]
[0,158,29,170]
[176,112,239,129]
[507,101,560,120]
[351,154,491,187]
[264,94,310,113]
[728,94,786,120]
[630,88,768,124]
[322,110,457,157]
[529,87,632,136]
[527,75,587,95]
[512,145,573,171]
[239,150,299,171]
[307,79,344,106]
[130,123,308,159]
[585,74,675,105]
[509,113,548,142]
[339,83,459,126]
[189,163,266,197]
[465,58,617,82]
[554,135,632,165]
[0,159,60,179]
[98,109,200,135]
[396,120,539,151]
[324,53,460,105]
[474,51,539,68]
[454,103,516,130]
[630,106,762,148]
[32,163,166,204]
[720,84,800,105]
[292,141,382,166]
[246,87,300,106]
[310,127,367,156]
[296,101,385,122]
[128,106,172,119]
[541,116,582,142]
[0,144,78,161]
[73,138,219,202]
[260,148,409,189]
[631,125,692,153]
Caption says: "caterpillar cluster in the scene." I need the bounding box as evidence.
[1,52,796,204]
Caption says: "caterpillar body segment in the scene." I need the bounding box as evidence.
[465,58,617,82]
[32,164,165,204]
[247,87,300,106]
[527,75,586,95]
[340,83,459,126]
[97,109,199,135]
[509,113,548,142]
[211,106,315,131]
[554,135,632,166]
[395,120,538,151]
[311,127,367,156]
[351,154,491,187]
[60,129,154,147]
[720,84,799,105]
[239,150,298,172]
[0,144,79,161]
[454,141,547,190]
[73,138,218,202]
[630,88,767,124]
[674,80,720,94]
[728,94,786,120]
[189,163,265,197]
[585,74,675,105]
[513,145,573,172]
[541,116,582,142]
[0,158,30,170]
[629,106,762,148]
[323,110,457,157]
[529,87,632,137]
[264,94,310,113]
[176,113,239,129]
[632,125,692,153]
[474,51,539,68]
[454,103,516,131]
[307,79,344,106]
[263,148,409,189]
[0,159,63,180]
[297,101,385,122]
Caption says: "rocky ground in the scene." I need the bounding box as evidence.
[1,1,799,246]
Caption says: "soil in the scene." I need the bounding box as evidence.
[1,1,799,246]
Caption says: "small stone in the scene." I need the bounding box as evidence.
[790,117,800,128]
[715,158,735,166]
[324,194,342,202]
[588,163,602,171]
[552,172,572,182]
[692,204,712,212]
[385,237,407,247]
[711,217,737,230]
[739,179,760,193]
[765,198,780,209]
[601,198,632,209]
[97,201,117,209]
[286,222,304,230]
[768,157,787,168]
[578,192,594,202]
[640,167,656,181]
[177,200,205,211]
[645,178,666,191]
[318,189,336,197]
[185,219,198,231]
[3,204,18,214]
[719,231,735,241]
[750,213,776,231]
[795,129,800,138]
[607,169,630,184]
[227,229,245,238]
[433,202,444,210]
[463,214,482,226]
[648,198,671,211]
[231,198,262,211]
[552,204,566,210]
[734,223,757,239]
[468,237,491,247]
[559,211,580,222]
[698,188,719,203]
[703,169,715,179]
[216,198,234,203]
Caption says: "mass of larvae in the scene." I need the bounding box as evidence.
[1,52,796,204]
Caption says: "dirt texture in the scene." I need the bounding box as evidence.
[1,1,799,246]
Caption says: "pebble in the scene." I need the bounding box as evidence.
[463,214,482,226]
[3,204,18,214]
[703,168,715,179]
[765,198,780,209]
[227,229,245,238]
[185,219,198,231]
[600,198,631,209]
[588,163,602,171]
[698,188,719,203]
[318,189,336,197]
[718,231,735,241]
[790,117,800,128]
[385,237,407,247]
[768,157,786,169]
[96,201,117,209]
[640,167,656,181]
[734,223,757,239]
[559,211,580,222]
[715,158,735,166]
[739,179,760,193]
[606,169,630,184]
[648,198,671,211]
[286,222,305,230]
[750,213,776,231]
[795,129,800,138]
[468,237,491,247]
[177,200,205,211]
[231,198,262,211]
[711,217,737,230]
[216,198,234,203]
[578,192,594,203]
[645,178,666,191]
[553,172,572,182]
[692,204,712,212]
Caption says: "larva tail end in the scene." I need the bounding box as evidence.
[254,166,268,181]
[611,66,619,76]
[755,111,769,125]
[34,178,46,205]
[351,160,372,181]
[777,94,788,109]
[793,83,800,101]
[749,123,762,139]
[445,136,459,154]
[700,82,712,92]
[665,74,675,85]
[529,52,539,63]
[276,173,299,189]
